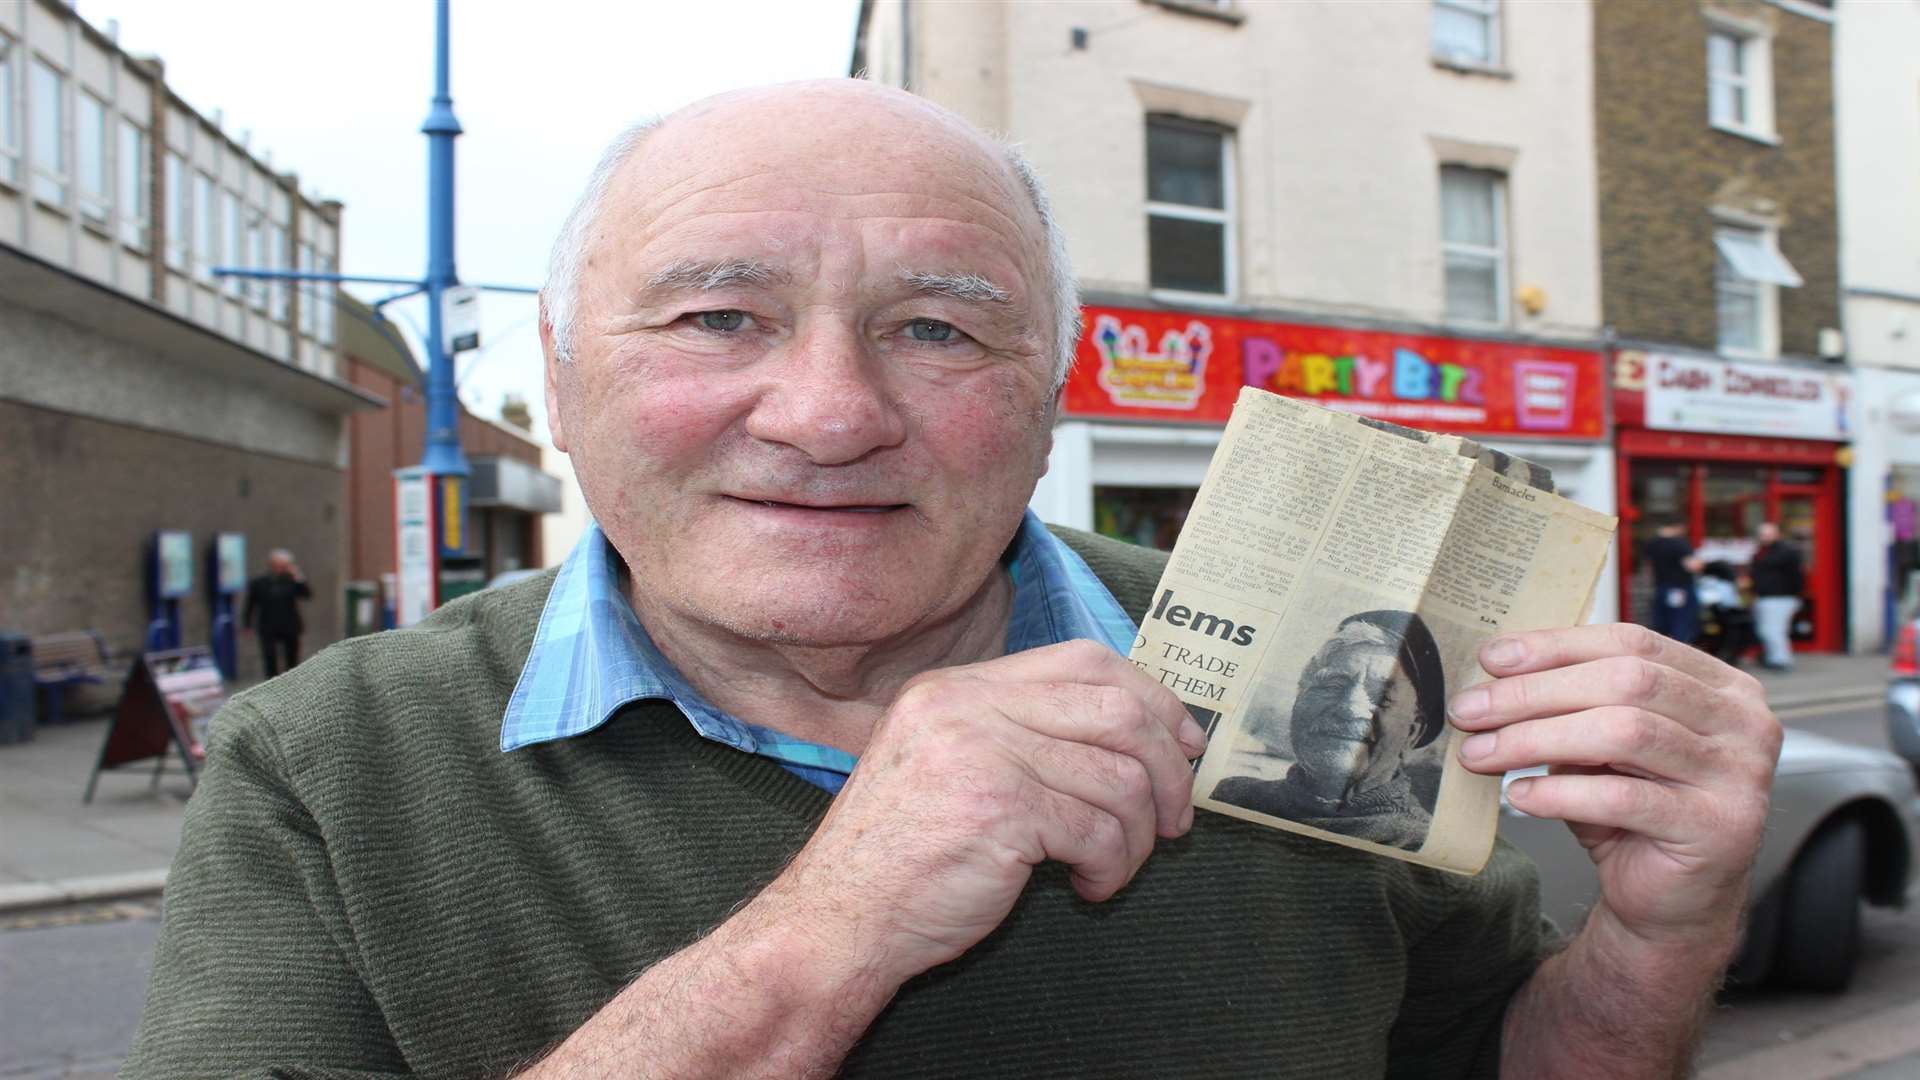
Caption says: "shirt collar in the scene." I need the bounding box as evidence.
[500,510,1138,752]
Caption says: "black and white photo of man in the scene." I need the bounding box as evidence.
[1211,609,1446,851]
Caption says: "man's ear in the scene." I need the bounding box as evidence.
[540,300,570,453]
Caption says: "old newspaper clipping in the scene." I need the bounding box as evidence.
[1131,386,1616,874]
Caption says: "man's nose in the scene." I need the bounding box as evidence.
[743,323,908,465]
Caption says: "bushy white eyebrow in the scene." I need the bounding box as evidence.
[644,258,783,292]
[897,270,1013,305]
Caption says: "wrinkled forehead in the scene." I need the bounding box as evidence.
[592,85,1046,282]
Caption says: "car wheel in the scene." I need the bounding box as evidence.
[1773,817,1866,993]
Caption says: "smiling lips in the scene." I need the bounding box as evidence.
[728,495,909,515]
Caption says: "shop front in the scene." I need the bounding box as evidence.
[1847,367,1920,652]
[1612,350,1853,652]
[1028,304,1617,619]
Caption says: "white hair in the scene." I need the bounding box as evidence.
[541,117,1081,389]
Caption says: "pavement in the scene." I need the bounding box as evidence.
[0,647,1892,915]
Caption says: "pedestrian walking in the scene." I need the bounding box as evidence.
[1748,522,1804,671]
[1641,518,1703,643]
[243,549,311,678]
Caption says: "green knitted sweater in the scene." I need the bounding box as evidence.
[125,528,1549,1079]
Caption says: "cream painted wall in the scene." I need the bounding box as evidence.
[1835,0,1920,373]
[890,0,1601,341]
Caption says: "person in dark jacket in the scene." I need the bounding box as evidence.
[1747,522,1805,670]
[243,548,311,678]
[1641,518,1703,643]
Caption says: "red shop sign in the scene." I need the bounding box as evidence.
[1063,305,1607,439]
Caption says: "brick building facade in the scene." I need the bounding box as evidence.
[1595,0,1839,356]
[339,295,558,627]
[1595,0,1849,651]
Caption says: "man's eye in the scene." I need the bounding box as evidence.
[694,310,749,332]
[907,319,958,343]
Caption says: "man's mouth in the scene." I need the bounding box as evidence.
[727,495,910,515]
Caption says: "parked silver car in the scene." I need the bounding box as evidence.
[1503,727,1916,992]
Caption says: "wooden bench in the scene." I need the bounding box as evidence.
[31,631,119,725]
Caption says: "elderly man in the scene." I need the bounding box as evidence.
[127,80,1780,1079]
[1212,609,1446,850]
[241,548,310,678]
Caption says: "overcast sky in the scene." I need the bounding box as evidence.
[104,0,864,442]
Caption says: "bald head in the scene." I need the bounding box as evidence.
[541,79,1079,387]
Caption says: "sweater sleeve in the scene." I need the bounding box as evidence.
[1384,836,1557,1080]
[122,700,412,1079]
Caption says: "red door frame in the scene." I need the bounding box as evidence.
[1615,429,1845,652]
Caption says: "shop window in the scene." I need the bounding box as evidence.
[1440,165,1507,325]
[28,56,65,207]
[76,90,109,226]
[1714,224,1800,358]
[118,119,149,251]
[1146,115,1233,299]
[1707,25,1774,141]
[0,37,17,187]
[1095,486,1197,551]
[1432,0,1500,68]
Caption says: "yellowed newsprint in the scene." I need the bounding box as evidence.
[1130,386,1616,875]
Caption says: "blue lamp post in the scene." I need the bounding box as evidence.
[215,0,537,625]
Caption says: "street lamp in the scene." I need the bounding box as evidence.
[214,0,537,626]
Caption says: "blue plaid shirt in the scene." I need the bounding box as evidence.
[501,511,1139,793]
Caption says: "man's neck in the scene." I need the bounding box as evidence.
[626,569,1016,756]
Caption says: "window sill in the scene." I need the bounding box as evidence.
[1142,0,1244,26]
[1710,122,1780,147]
[1718,345,1775,363]
[1431,56,1512,79]
[1149,288,1248,313]
[80,215,111,239]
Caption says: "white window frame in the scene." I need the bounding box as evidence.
[1706,18,1776,143]
[222,188,244,297]
[317,253,336,345]
[1439,165,1510,327]
[1713,221,1796,360]
[118,119,149,251]
[1431,0,1502,70]
[164,152,189,270]
[297,240,316,334]
[75,89,110,228]
[1145,115,1237,305]
[268,221,290,321]
[28,54,66,208]
[193,170,216,282]
[0,35,20,189]
[246,214,266,310]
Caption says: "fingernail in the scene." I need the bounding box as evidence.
[1486,638,1525,667]
[1507,777,1534,800]
[1449,687,1489,721]
[1460,732,1496,760]
[1179,716,1208,752]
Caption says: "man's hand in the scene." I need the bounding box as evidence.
[1448,623,1783,1075]
[757,638,1206,985]
[520,639,1203,1078]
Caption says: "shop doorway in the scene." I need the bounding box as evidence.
[1617,432,1844,653]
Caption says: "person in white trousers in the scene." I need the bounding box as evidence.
[1748,522,1805,671]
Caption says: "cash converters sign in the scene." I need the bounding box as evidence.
[1632,351,1852,442]
[1063,305,1606,438]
